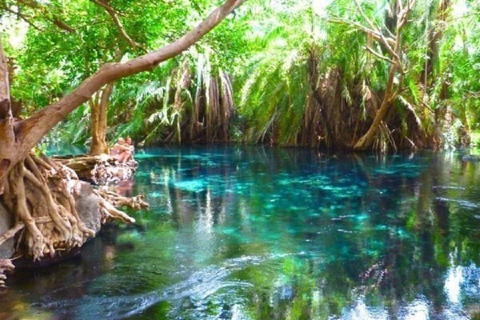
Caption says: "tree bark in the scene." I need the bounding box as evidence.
[90,0,143,50]
[0,0,246,186]
[353,63,399,150]
[0,39,16,194]
[90,83,114,155]
[16,0,75,33]
[352,0,414,151]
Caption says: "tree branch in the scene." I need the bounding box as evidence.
[1,5,43,31]
[329,18,396,48]
[89,0,125,16]
[353,0,379,31]
[89,0,143,50]
[353,0,415,150]
[17,0,75,33]
[353,0,399,59]
[1,0,246,182]
[364,46,395,64]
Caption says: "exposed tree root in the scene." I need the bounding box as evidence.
[54,154,137,185]
[0,153,145,264]
[95,188,149,211]
[0,259,14,289]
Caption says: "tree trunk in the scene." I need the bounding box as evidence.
[90,83,114,155]
[352,0,414,151]
[421,0,450,90]
[0,38,16,194]
[353,63,398,150]
[0,0,247,185]
[424,0,451,148]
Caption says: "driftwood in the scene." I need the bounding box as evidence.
[54,154,137,185]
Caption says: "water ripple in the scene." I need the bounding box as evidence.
[435,197,480,209]
[38,254,277,319]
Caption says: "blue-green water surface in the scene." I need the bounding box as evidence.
[3,146,480,319]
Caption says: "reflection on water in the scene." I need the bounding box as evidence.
[2,146,480,319]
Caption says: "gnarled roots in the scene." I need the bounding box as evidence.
[0,259,14,289]
[0,154,144,262]
[55,154,138,185]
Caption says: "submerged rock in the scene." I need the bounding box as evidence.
[0,203,14,260]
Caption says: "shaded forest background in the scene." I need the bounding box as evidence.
[2,0,480,152]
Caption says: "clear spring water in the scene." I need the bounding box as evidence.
[2,146,480,319]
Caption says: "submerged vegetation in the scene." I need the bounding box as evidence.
[2,0,480,151]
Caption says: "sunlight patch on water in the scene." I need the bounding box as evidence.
[341,297,388,320]
[174,179,207,192]
[400,298,429,320]
[445,266,463,304]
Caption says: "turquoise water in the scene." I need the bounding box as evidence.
[3,146,480,319]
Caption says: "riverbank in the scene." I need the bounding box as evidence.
[0,154,149,289]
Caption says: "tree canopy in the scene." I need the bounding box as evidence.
[2,0,480,151]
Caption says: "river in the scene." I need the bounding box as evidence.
[2,146,480,319]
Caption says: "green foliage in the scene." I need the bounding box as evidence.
[2,0,480,149]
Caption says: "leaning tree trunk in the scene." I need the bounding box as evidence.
[0,0,245,285]
[0,0,247,185]
[90,83,114,155]
[350,0,415,151]
[353,63,399,150]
